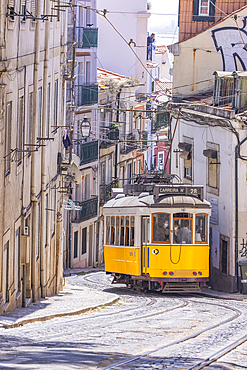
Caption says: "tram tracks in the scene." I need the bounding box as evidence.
[100,298,245,370]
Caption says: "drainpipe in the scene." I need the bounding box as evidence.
[31,0,41,301]
[40,0,51,298]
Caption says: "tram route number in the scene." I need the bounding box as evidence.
[158,186,200,195]
[129,252,136,257]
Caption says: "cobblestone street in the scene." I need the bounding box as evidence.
[0,272,247,369]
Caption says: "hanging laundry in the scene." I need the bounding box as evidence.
[62,133,72,150]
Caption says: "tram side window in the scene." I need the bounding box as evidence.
[111,216,115,245]
[152,213,170,243]
[115,216,120,245]
[125,216,130,246]
[173,213,193,244]
[130,216,135,246]
[106,216,111,244]
[120,216,125,246]
[195,214,207,243]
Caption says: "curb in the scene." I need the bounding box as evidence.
[200,290,246,301]
[1,296,119,330]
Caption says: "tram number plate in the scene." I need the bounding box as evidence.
[130,252,135,257]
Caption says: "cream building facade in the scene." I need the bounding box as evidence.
[0,0,66,313]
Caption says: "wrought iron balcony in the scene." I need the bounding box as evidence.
[71,196,98,223]
[100,179,119,205]
[100,126,119,148]
[75,27,98,48]
[120,132,138,154]
[75,140,98,166]
[74,84,98,106]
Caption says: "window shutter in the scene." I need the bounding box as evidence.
[209,0,215,17]
[9,0,15,8]
[193,0,199,16]
[31,0,36,16]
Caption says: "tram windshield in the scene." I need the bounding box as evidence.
[173,213,193,244]
[152,214,170,243]
[195,214,207,243]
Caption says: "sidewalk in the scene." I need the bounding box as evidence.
[201,287,247,301]
[0,280,119,329]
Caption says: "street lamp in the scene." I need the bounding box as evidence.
[79,116,91,138]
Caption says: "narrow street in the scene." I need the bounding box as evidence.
[0,272,247,369]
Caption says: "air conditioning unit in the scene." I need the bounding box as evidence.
[24,226,29,236]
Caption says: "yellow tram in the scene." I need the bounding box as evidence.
[103,182,211,293]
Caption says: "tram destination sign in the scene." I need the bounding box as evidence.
[154,185,204,199]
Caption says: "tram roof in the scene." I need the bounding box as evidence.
[103,194,211,209]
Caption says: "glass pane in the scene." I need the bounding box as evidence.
[121,216,124,226]
[173,217,192,244]
[116,225,120,245]
[196,214,207,243]
[116,216,119,226]
[147,218,150,243]
[152,214,170,242]
[106,226,111,244]
[111,216,115,245]
[106,216,110,226]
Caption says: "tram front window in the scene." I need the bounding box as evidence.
[173,213,193,244]
[196,214,207,243]
[152,213,170,243]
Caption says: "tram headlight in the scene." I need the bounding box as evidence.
[198,271,202,276]
[163,271,167,276]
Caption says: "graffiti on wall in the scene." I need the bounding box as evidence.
[211,16,247,71]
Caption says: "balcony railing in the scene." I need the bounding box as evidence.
[75,140,98,166]
[100,179,119,205]
[75,27,98,48]
[100,126,119,148]
[74,84,98,106]
[120,132,138,154]
[71,196,98,223]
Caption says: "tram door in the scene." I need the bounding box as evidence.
[142,216,150,274]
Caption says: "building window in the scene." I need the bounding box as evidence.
[31,0,35,16]
[220,236,229,275]
[74,231,78,259]
[46,83,50,137]
[178,142,192,181]
[81,227,87,255]
[21,0,26,21]
[8,0,15,20]
[53,79,58,134]
[86,61,90,84]
[17,96,24,166]
[5,102,12,176]
[199,0,209,15]
[193,0,215,22]
[203,146,219,193]
[108,157,112,184]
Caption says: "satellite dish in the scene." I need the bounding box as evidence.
[132,129,140,141]
[72,153,80,167]
[70,162,82,187]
